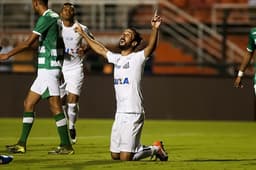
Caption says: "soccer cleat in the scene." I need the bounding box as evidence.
[69,128,77,144]
[152,140,168,161]
[6,144,26,154]
[48,145,74,155]
[0,155,13,164]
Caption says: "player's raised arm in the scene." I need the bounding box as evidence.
[0,33,39,61]
[75,23,109,58]
[144,10,162,58]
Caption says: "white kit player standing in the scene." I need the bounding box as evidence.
[75,11,168,161]
[60,2,93,144]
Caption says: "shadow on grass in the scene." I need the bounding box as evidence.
[11,157,62,164]
[42,159,163,169]
[184,158,256,162]
[42,160,123,169]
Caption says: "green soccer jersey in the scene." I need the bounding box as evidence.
[247,28,256,84]
[33,9,63,69]
[247,27,256,53]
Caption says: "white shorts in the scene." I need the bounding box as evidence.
[110,112,144,153]
[60,67,84,97]
[30,69,61,99]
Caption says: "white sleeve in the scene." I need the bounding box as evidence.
[106,51,119,64]
[136,50,147,63]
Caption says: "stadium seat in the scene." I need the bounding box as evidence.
[169,0,188,8]
[228,35,247,50]
[12,49,35,73]
[153,41,218,75]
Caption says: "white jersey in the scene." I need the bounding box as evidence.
[106,50,147,113]
[61,22,89,70]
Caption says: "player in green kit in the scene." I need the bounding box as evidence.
[234,27,256,91]
[0,0,74,155]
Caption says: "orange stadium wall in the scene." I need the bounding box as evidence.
[0,74,254,121]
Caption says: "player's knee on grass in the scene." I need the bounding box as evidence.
[111,152,120,160]
[120,152,134,161]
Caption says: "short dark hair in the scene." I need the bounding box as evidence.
[36,0,48,6]
[41,0,48,5]
[61,2,75,13]
[64,2,74,7]
[128,27,142,46]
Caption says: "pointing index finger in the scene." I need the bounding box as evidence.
[154,8,158,16]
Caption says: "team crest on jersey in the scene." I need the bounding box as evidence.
[123,62,129,69]
[114,77,129,85]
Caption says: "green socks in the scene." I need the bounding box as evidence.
[17,112,71,147]
[54,113,71,146]
[18,112,35,146]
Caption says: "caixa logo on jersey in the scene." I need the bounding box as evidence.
[114,77,129,85]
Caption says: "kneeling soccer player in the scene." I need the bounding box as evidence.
[75,10,168,161]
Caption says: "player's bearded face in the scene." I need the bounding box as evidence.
[119,30,134,50]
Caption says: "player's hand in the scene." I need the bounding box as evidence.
[151,10,162,28]
[77,47,86,57]
[234,77,244,88]
[0,54,10,61]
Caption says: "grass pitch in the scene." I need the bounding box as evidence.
[0,118,256,170]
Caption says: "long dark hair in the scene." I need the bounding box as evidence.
[128,27,142,48]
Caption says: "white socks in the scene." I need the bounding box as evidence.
[132,145,159,161]
[67,103,79,129]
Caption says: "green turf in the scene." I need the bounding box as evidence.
[1,118,256,170]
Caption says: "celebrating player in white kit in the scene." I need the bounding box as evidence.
[75,11,168,161]
[60,2,93,144]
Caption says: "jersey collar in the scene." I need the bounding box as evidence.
[42,9,51,16]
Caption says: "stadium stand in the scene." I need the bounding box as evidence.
[12,49,36,73]
[153,41,218,75]
[0,0,252,75]
[168,0,248,24]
